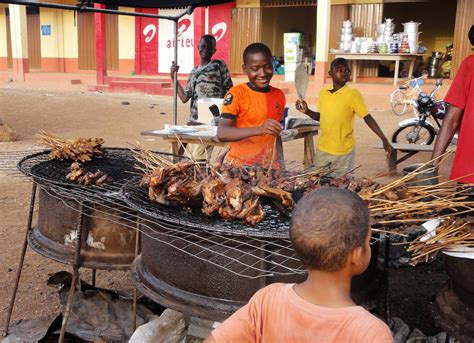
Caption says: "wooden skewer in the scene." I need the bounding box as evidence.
[371,228,408,237]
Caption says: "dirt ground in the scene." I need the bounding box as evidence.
[0,85,455,338]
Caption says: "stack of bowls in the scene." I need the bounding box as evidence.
[390,34,399,53]
[339,20,353,52]
[383,18,395,45]
[359,38,373,54]
[375,23,385,46]
[403,21,421,54]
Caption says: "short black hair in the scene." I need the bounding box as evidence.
[200,34,216,47]
[290,187,369,272]
[243,43,272,64]
[330,57,349,72]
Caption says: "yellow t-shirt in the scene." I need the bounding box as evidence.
[317,85,369,155]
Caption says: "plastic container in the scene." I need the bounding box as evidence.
[402,163,438,186]
[197,98,224,124]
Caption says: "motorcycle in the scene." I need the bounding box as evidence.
[391,79,453,145]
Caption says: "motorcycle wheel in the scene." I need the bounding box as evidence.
[390,89,408,116]
[392,123,436,145]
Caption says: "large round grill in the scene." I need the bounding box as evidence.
[18,148,138,270]
[121,179,381,321]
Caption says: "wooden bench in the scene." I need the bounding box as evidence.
[373,143,457,174]
[374,143,435,174]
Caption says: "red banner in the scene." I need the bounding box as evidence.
[207,2,235,67]
[135,8,159,75]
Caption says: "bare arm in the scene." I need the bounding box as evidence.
[431,105,463,166]
[217,118,281,142]
[363,114,393,156]
[203,335,217,343]
[295,99,320,121]
[170,61,190,103]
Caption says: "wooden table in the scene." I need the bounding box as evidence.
[334,53,424,86]
[141,126,319,168]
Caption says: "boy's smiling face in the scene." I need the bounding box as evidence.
[243,52,274,90]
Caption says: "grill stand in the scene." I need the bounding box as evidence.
[384,234,391,323]
[2,183,37,337]
[58,201,85,342]
[132,218,141,331]
[2,185,131,343]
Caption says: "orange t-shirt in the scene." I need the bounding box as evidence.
[211,283,394,343]
[221,83,285,166]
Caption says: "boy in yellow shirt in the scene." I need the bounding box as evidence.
[296,58,392,176]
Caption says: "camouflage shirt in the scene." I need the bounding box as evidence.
[184,59,233,121]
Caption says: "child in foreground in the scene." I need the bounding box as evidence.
[217,43,285,167]
[205,187,393,343]
[296,58,392,177]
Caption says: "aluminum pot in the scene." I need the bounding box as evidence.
[29,188,137,270]
[376,23,385,35]
[402,164,438,186]
[406,31,421,41]
[403,21,421,33]
[340,34,353,42]
[342,20,352,28]
[443,253,474,306]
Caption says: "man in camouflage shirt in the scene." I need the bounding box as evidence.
[170,34,233,121]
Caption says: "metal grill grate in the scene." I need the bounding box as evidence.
[18,148,138,190]
[16,149,307,278]
[121,178,292,239]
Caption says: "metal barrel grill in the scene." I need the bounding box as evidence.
[433,254,474,342]
[18,148,139,270]
[121,179,382,322]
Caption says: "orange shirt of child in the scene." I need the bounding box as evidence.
[221,83,285,167]
[211,283,393,343]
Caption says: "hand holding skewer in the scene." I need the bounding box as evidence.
[259,119,282,136]
[295,99,309,115]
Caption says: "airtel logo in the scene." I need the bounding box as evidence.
[143,24,157,43]
[211,22,227,42]
[178,19,191,37]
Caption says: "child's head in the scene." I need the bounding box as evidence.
[242,43,273,90]
[290,187,371,275]
[329,58,350,87]
[198,34,217,61]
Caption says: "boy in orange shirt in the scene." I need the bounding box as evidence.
[205,187,393,343]
[217,43,285,166]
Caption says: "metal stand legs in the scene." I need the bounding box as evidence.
[132,218,141,331]
[58,201,85,343]
[2,183,37,337]
[384,234,391,323]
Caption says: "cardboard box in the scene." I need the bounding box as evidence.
[197,98,224,124]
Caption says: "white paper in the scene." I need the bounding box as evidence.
[420,218,441,242]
